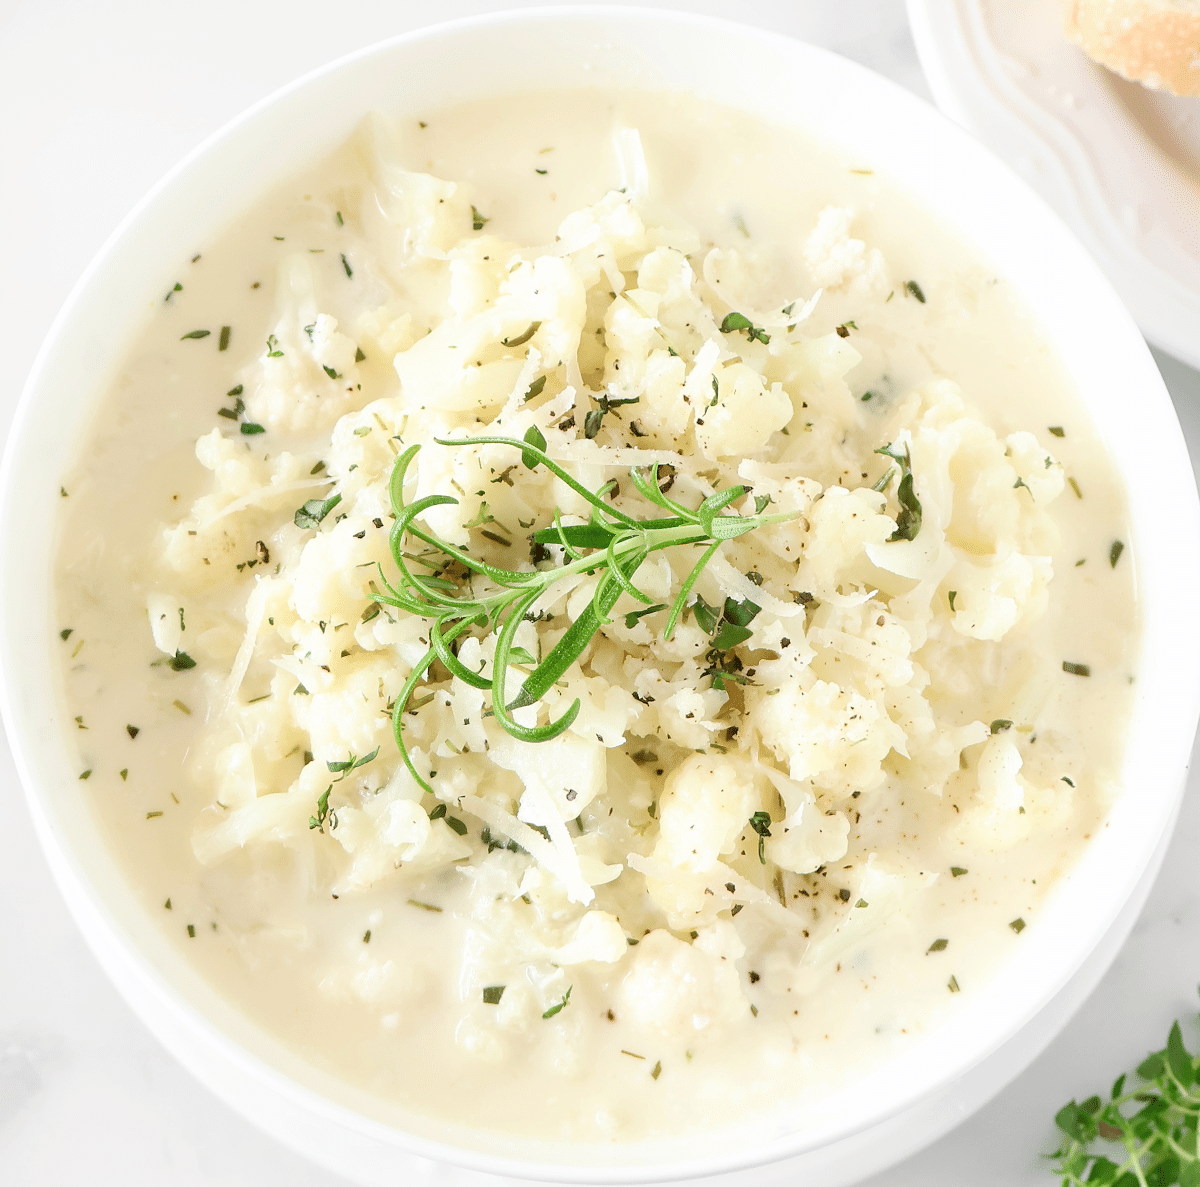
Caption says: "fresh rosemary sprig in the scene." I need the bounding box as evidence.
[370,429,805,795]
[1050,1006,1200,1187]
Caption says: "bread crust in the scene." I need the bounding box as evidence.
[1064,0,1200,96]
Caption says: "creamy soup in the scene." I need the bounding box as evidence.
[54,90,1137,1147]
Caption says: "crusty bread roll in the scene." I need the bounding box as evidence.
[1063,0,1200,96]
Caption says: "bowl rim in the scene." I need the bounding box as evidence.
[3,4,1199,1182]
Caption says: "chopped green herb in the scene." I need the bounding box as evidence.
[1009,917,1026,934]
[990,719,1013,734]
[119,769,128,781]
[336,211,344,226]
[1048,425,1065,437]
[187,924,196,937]
[1110,540,1125,568]
[60,628,73,640]
[951,867,968,877]
[265,334,283,357]
[471,205,490,231]
[326,748,379,778]
[1063,661,1091,677]
[503,322,541,348]
[624,603,667,629]
[481,985,506,1005]
[1068,476,1083,499]
[542,986,572,1019]
[240,422,265,436]
[748,811,773,864]
[928,938,949,953]
[146,810,162,819]
[294,494,342,530]
[341,253,353,278]
[218,325,231,351]
[719,311,770,345]
[168,651,196,672]
[126,724,140,739]
[875,442,922,541]
[407,899,442,912]
[180,329,210,340]
[79,769,92,780]
[362,929,371,943]
[355,346,366,362]
[651,1060,662,1080]
[308,786,336,833]
[323,364,340,381]
[948,591,957,611]
[906,280,926,303]
[948,975,960,992]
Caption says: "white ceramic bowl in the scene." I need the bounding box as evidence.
[3,7,1198,1186]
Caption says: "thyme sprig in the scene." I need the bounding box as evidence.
[371,430,805,795]
[1051,1007,1200,1187]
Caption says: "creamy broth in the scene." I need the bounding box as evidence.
[55,90,1136,1146]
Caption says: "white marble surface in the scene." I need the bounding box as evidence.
[2,1,1198,1183]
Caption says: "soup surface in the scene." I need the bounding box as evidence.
[55,90,1137,1146]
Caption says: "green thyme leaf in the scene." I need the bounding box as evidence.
[521,425,546,469]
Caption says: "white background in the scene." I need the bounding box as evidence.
[2,2,1199,1184]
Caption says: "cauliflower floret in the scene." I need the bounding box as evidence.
[244,259,364,433]
[489,729,608,822]
[949,551,1053,641]
[803,206,888,294]
[653,753,761,870]
[749,675,902,798]
[616,928,748,1036]
[695,362,793,459]
[801,486,895,595]
[768,801,850,875]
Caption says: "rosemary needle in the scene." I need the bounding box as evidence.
[371,429,806,794]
